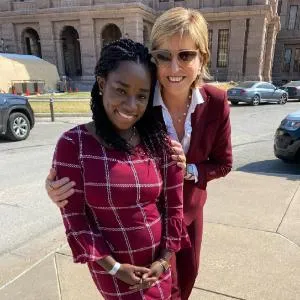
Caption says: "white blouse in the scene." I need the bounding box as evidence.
[153,83,205,182]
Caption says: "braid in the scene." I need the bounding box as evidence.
[90,38,171,157]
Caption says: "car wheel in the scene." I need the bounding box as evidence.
[230,100,239,105]
[252,95,260,106]
[278,94,287,104]
[6,112,30,141]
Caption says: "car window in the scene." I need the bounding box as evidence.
[257,83,274,89]
[284,81,300,87]
[236,82,256,88]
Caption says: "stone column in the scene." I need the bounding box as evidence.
[39,20,57,65]
[228,19,246,82]
[244,16,267,81]
[124,15,143,43]
[1,23,17,53]
[79,18,96,80]
[210,26,219,78]
[54,38,65,77]
[262,22,278,82]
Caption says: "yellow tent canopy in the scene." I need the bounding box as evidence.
[0,53,60,94]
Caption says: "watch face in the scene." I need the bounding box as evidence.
[187,164,193,175]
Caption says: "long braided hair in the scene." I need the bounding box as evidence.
[90,39,171,157]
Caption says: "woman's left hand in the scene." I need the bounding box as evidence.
[170,140,186,171]
[128,261,163,290]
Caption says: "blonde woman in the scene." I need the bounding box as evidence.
[46,8,232,299]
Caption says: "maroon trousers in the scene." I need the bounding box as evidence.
[171,209,204,299]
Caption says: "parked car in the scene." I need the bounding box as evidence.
[280,81,300,101]
[274,110,300,163]
[227,81,288,106]
[0,93,35,141]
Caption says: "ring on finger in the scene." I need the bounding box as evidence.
[47,181,54,191]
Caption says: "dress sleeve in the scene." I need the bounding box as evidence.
[158,149,191,252]
[52,130,111,263]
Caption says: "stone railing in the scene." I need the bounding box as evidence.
[12,1,36,12]
[51,0,81,8]
[0,0,154,11]
[93,0,153,7]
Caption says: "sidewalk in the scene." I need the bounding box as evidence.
[1,171,300,300]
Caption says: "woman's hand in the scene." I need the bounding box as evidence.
[45,168,75,208]
[116,264,150,286]
[129,261,164,290]
[170,140,186,171]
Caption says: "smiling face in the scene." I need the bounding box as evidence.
[99,61,151,132]
[156,33,202,94]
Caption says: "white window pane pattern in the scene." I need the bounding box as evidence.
[217,29,229,68]
[293,49,300,72]
[283,48,292,72]
[288,5,298,30]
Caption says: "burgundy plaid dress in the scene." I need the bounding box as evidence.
[53,125,190,300]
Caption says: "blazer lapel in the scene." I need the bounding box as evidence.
[186,86,209,160]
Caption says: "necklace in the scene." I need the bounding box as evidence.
[174,89,192,123]
[125,126,136,144]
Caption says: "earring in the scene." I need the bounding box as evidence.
[99,90,102,96]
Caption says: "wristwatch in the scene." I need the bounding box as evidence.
[184,163,195,180]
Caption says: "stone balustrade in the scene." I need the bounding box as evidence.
[12,1,36,12]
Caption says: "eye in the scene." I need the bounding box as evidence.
[116,88,126,95]
[179,51,197,62]
[138,94,147,101]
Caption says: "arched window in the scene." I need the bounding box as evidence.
[101,24,122,47]
[22,28,41,57]
[61,26,82,77]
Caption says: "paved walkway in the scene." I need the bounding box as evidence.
[1,171,299,300]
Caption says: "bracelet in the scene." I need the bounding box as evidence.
[158,259,170,273]
[108,262,121,275]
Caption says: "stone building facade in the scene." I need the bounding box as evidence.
[0,0,280,86]
[273,0,300,84]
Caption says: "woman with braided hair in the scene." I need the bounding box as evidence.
[47,7,233,299]
[51,38,190,299]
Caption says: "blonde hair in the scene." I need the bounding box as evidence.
[150,7,211,81]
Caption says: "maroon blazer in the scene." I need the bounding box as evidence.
[153,84,232,225]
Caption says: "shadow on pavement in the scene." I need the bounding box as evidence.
[0,137,15,143]
[237,159,300,179]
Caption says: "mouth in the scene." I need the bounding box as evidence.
[116,110,136,121]
[167,76,185,83]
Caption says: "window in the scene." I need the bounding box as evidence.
[217,29,229,68]
[257,83,274,89]
[293,49,300,72]
[288,5,298,30]
[283,48,292,72]
[277,0,282,15]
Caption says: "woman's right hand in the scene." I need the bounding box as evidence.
[116,264,150,286]
[45,168,75,208]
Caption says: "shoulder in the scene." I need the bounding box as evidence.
[200,84,227,103]
[56,124,86,148]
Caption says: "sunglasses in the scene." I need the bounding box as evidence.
[150,49,199,65]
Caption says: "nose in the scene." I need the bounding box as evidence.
[124,95,138,113]
[170,55,180,72]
